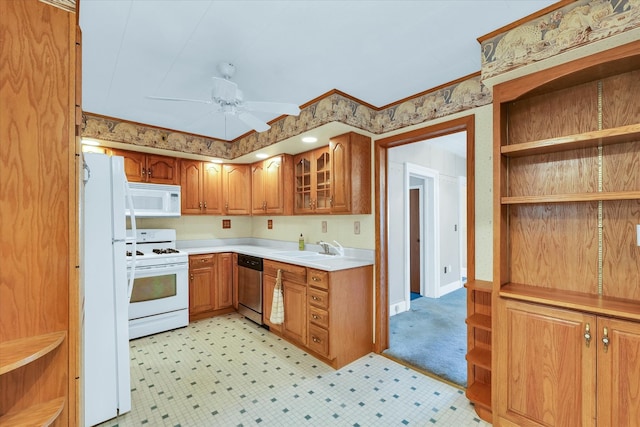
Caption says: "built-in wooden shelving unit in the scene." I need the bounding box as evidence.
[0,332,67,427]
[0,331,66,375]
[0,397,65,427]
[465,279,492,423]
[493,41,640,426]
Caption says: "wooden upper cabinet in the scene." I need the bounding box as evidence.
[329,132,371,214]
[294,132,371,215]
[202,162,223,214]
[111,149,179,184]
[222,164,251,215]
[180,160,222,215]
[112,149,146,182]
[251,154,293,215]
[146,154,179,184]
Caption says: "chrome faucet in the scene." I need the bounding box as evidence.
[317,240,344,257]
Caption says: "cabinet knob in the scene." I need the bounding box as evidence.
[312,296,320,301]
[329,196,333,207]
[312,336,321,343]
[148,168,152,177]
[199,201,203,209]
[312,314,319,319]
[204,201,207,209]
[190,274,193,281]
[141,167,146,177]
[312,276,320,282]
[225,202,229,211]
[602,326,610,352]
[584,323,591,346]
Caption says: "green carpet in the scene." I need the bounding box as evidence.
[384,287,467,387]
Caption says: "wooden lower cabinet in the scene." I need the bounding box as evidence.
[497,299,640,427]
[188,253,234,321]
[263,260,307,345]
[263,260,373,369]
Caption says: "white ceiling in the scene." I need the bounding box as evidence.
[80,0,555,145]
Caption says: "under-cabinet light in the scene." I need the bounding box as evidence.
[302,136,317,143]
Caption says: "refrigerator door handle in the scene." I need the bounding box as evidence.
[124,181,137,301]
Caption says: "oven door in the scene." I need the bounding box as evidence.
[128,262,188,321]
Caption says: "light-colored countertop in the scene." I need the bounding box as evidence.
[178,240,374,272]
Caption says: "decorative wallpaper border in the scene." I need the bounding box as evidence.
[82,75,491,160]
[481,0,640,79]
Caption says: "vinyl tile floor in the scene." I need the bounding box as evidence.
[97,313,490,427]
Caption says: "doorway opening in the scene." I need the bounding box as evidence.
[383,132,468,386]
[374,115,476,388]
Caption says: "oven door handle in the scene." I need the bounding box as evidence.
[134,263,188,273]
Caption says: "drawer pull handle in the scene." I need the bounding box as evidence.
[312,296,320,301]
[312,336,321,343]
[312,276,321,281]
[312,314,319,319]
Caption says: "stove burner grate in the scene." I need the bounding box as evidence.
[126,250,144,257]
[152,248,180,254]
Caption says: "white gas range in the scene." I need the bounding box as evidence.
[126,229,188,339]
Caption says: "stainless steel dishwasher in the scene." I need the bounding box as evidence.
[237,254,264,325]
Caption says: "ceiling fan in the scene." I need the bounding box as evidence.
[147,62,300,133]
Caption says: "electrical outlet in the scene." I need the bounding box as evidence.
[267,219,273,230]
[354,221,360,235]
[222,219,231,229]
[321,221,327,233]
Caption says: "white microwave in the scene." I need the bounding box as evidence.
[126,183,181,217]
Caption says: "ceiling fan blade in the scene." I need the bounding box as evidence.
[237,112,270,132]
[244,101,300,116]
[147,95,212,104]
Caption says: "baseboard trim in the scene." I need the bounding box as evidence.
[389,301,408,317]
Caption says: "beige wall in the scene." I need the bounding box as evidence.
[136,212,376,249]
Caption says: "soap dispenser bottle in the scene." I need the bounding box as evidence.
[298,233,305,250]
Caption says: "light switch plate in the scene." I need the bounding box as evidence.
[321,221,327,233]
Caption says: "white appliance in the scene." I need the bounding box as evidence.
[127,229,189,339]
[82,153,134,426]
[126,182,181,217]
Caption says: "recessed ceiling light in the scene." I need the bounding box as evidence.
[256,153,269,159]
[301,136,317,143]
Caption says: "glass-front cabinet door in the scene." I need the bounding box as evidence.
[294,154,312,213]
[314,148,331,213]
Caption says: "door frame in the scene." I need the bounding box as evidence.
[374,115,476,352]
[405,164,439,302]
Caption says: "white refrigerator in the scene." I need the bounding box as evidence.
[83,153,132,426]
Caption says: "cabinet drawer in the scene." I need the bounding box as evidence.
[189,253,215,268]
[307,268,329,290]
[308,287,329,309]
[308,324,329,357]
[264,260,306,284]
[309,306,329,328]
